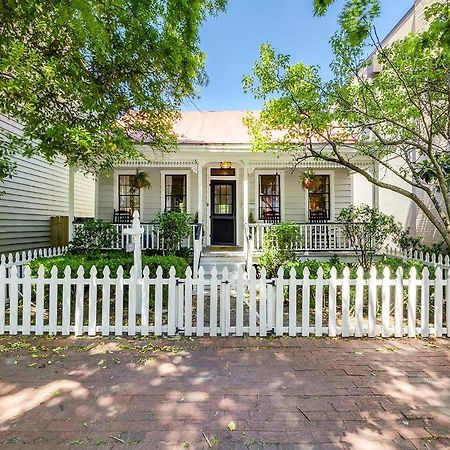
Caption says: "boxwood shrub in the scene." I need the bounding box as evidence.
[28,252,189,278]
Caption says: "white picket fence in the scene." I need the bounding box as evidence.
[0,263,449,338]
[385,246,450,269]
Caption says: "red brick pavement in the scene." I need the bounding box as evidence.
[0,336,450,449]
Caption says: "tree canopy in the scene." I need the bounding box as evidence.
[244,1,450,246]
[0,0,225,181]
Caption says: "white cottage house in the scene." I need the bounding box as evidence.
[91,111,403,269]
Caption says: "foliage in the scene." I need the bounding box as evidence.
[157,210,192,255]
[69,220,118,254]
[396,228,449,256]
[337,205,401,270]
[28,252,188,278]
[243,2,450,248]
[258,222,300,277]
[0,0,226,181]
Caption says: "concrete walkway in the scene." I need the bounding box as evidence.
[0,336,450,449]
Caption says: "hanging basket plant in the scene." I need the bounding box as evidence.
[300,170,321,190]
[130,170,151,189]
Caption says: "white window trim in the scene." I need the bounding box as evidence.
[254,170,285,223]
[113,170,145,219]
[160,170,191,214]
[303,170,335,221]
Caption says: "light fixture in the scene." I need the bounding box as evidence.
[220,161,232,169]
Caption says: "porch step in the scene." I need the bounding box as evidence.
[199,247,246,278]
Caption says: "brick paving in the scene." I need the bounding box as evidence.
[0,336,450,449]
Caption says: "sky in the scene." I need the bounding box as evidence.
[183,0,413,111]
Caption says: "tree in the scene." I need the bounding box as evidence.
[243,1,450,247]
[0,0,225,181]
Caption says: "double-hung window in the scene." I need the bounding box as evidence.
[308,175,330,221]
[165,174,187,212]
[118,175,140,213]
[258,174,281,222]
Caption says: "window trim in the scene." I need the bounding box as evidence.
[160,170,191,214]
[114,170,144,217]
[303,170,335,221]
[254,170,285,222]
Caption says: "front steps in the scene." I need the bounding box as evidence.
[199,246,246,278]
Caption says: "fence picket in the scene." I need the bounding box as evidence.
[210,267,218,336]
[342,266,350,337]
[236,266,244,336]
[0,265,5,335]
[9,265,18,335]
[220,267,230,336]
[35,266,45,335]
[75,267,84,336]
[368,267,377,337]
[328,267,337,337]
[289,267,297,336]
[115,267,124,336]
[355,267,364,337]
[249,266,257,336]
[22,266,32,335]
[88,266,98,336]
[276,267,284,336]
[302,267,310,337]
[421,267,429,338]
[267,280,274,333]
[381,267,391,338]
[408,267,417,338]
[62,266,71,336]
[168,267,177,336]
[154,266,163,336]
[434,267,443,337]
[196,267,205,336]
[315,267,323,337]
[184,267,193,337]
[102,266,111,336]
[141,266,150,336]
[394,267,404,338]
[128,267,137,336]
[259,267,267,337]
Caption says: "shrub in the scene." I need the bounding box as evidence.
[258,222,300,278]
[157,211,192,255]
[28,252,189,278]
[337,205,402,270]
[69,219,118,254]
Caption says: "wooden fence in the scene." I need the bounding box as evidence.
[0,264,448,338]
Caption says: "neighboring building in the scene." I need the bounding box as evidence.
[0,115,96,254]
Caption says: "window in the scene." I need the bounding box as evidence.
[165,175,187,212]
[213,183,233,215]
[308,175,330,221]
[259,174,281,221]
[118,175,140,213]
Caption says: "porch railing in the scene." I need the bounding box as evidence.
[73,222,197,251]
[246,222,354,254]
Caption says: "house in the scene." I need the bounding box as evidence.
[94,110,380,268]
[0,114,96,254]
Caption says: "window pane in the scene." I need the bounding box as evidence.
[308,175,330,220]
[165,175,186,212]
[118,175,140,214]
[259,175,281,221]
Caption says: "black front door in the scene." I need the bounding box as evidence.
[210,180,236,245]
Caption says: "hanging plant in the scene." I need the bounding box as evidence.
[300,170,321,190]
[130,170,151,189]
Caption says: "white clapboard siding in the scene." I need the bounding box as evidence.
[0,263,449,338]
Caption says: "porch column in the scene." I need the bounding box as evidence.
[243,163,249,253]
[68,166,75,241]
[197,161,204,225]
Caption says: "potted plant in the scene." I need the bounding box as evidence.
[130,170,151,189]
[300,170,321,190]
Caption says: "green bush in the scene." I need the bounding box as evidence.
[258,222,300,278]
[28,252,189,278]
[69,219,118,254]
[157,211,192,255]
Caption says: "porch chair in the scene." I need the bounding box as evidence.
[113,209,133,224]
[308,210,330,249]
[262,210,281,224]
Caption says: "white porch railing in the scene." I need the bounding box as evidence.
[246,223,353,253]
[73,223,197,251]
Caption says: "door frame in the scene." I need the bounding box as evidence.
[207,164,241,246]
[210,179,236,246]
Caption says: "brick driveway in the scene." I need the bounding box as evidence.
[1,336,450,449]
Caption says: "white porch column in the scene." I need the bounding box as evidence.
[68,167,75,241]
[197,161,204,225]
[243,163,249,253]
